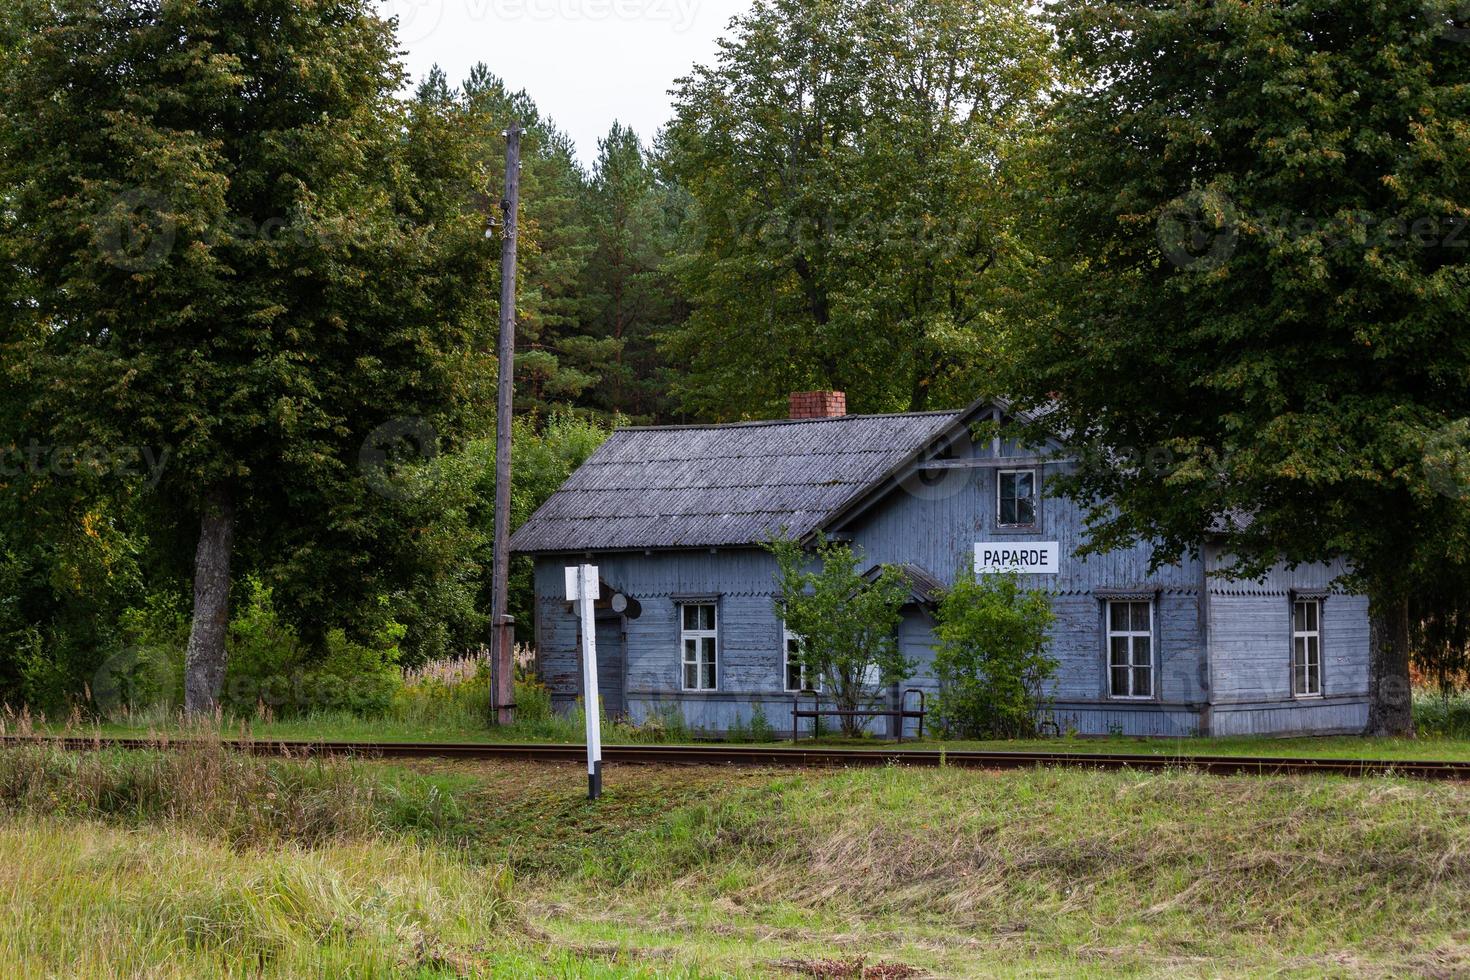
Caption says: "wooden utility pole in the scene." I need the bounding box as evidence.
[490,122,523,726]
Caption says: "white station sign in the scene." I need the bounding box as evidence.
[974,541,1061,575]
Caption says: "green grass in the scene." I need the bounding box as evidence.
[3,743,1470,976]
[21,672,1469,765]
[23,713,1470,764]
[0,820,524,978]
[422,759,1470,975]
[896,732,1470,761]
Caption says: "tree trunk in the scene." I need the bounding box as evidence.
[1366,593,1414,737]
[836,674,864,739]
[184,484,235,716]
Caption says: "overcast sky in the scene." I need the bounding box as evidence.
[379,0,753,165]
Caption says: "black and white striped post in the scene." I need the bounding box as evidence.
[565,564,603,799]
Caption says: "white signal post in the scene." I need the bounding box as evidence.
[565,564,603,799]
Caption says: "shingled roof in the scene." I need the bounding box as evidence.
[509,410,964,554]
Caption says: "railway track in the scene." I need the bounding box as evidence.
[3,735,1469,780]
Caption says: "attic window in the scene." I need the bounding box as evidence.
[998,469,1037,527]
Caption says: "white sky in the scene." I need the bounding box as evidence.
[378,0,754,165]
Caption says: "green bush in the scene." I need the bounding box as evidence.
[221,578,304,712]
[497,680,586,741]
[303,627,402,718]
[0,491,154,714]
[512,678,554,724]
[393,662,491,728]
[614,704,692,744]
[748,704,778,742]
[931,571,1057,739]
[72,589,190,721]
[221,581,402,719]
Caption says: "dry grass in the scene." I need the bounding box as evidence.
[0,740,464,847]
[642,768,1470,916]
[5,742,1470,976]
[0,818,522,978]
[475,764,1470,976]
[402,648,492,687]
[400,644,535,686]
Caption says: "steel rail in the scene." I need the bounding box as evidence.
[3,735,1469,780]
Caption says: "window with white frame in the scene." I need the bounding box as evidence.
[998,469,1037,526]
[680,602,718,691]
[1292,599,1322,696]
[783,628,818,692]
[1107,600,1153,698]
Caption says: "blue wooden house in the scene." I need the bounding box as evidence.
[510,393,1371,738]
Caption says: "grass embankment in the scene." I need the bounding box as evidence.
[0,744,655,977]
[2,743,1469,976]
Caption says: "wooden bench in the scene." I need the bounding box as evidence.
[789,688,927,743]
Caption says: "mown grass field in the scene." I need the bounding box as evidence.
[1,742,1468,977]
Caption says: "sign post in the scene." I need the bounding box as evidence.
[565,564,603,799]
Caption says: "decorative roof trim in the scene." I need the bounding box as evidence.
[863,562,946,608]
[1093,587,1162,601]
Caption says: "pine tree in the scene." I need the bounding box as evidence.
[660,0,1052,418]
[455,65,603,417]
[581,123,686,422]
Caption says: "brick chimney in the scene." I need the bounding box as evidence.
[789,390,847,420]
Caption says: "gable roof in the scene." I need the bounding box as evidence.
[509,409,965,554]
[814,397,1065,538]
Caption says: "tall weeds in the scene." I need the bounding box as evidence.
[0,741,462,846]
[0,819,517,976]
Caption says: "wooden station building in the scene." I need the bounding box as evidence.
[510,393,1372,738]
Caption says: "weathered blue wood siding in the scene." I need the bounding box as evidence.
[536,550,801,733]
[834,429,1210,736]
[594,615,626,716]
[530,414,1373,738]
[897,609,938,738]
[1203,545,1370,735]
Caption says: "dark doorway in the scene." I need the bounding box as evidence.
[592,614,626,718]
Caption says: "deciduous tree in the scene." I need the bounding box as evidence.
[931,571,1057,739]
[0,0,497,712]
[1014,0,1470,735]
[769,536,911,737]
[661,0,1052,418]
